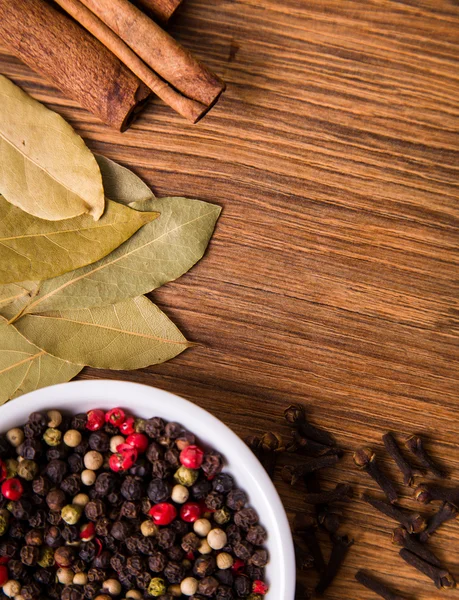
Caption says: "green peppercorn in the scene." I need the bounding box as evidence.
[147,578,166,597]
[0,509,10,536]
[5,458,18,478]
[61,504,83,525]
[17,459,38,481]
[213,506,231,525]
[174,466,198,487]
[247,595,263,600]
[43,427,62,446]
[134,418,147,433]
[38,546,55,568]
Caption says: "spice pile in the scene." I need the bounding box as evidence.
[0,408,268,599]
[245,405,458,599]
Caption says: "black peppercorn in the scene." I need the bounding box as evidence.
[44,459,67,484]
[25,412,47,437]
[68,453,84,474]
[121,476,144,501]
[182,532,201,553]
[212,473,234,494]
[33,568,54,585]
[148,478,171,504]
[191,479,212,500]
[61,473,81,496]
[87,567,106,583]
[202,450,224,478]
[216,584,234,600]
[137,571,153,590]
[10,498,33,520]
[137,536,156,555]
[46,489,66,512]
[89,431,110,452]
[125,535,140,553]
[146,442,163,463]
[234,507,258,530]
[72,559,86,573]
[198,576,219,596]
[71,414,88,431]
[21,581,42,600]
[107,491,123,506]
[126,554,145,576]
[129,460,148,477]
[47,443,69,461]
[0,436,10,457]
[25,529,43,546]
[215,570,234,586]
[164,560,186,583]
[47,511,62,526]
[62,525,79,543]
[167,545,185,562]
[111,520,133,540]
[164,447,180,467]
[148,551,167,572]
[7,560,26,579]
[32,476,51,496]
[110,552,126,571]
[157,527,176,549]
[193,555,217,578]
[95,517,111,537]
[29,509,47,528]
[74,439,89,455]
[121,500,139,519]
[145,417,165,438]
[170,519,188,537]
[152,459,172,479]
[0,541,18,558]
[85,499,105,521]
[234,575,251,597]
[61,585,84,600]
[245,564,264,580]
[92,550,112,569]
[95,472,118,496]
[20,545,40,566]
[79,541,98,562]
[54,546,75,567]
[205,491,224,511]
[246,524,267,546]
[226,490,247,511]
[9,520,27,539]
[83,582,101,599]
[19,438,42,460]
[233,541,253,561]
[250,548,269,567]
[44,525,63,548]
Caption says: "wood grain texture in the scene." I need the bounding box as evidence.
[1,0,458,597]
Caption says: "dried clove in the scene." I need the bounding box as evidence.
[414,483,459,507]
[317,508,341,534]
[405,435,446,479]
[355,570,408,600]
[382,432,422,486]
[284,405,336,447]
[244,435,261,458]
[281,454,340,485]
[287,430,340,457]
[399,548,456,589]
[304,483,352,505]
[354,448,398,503]
[419,502,457,542]
[362,493,427,534]
[294,538,315,570]
[315,534,354,595]
[391,526,442,568]
[246,432,284,479]
[293,513,326,573]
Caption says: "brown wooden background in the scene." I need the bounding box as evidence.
[1,0,459,597]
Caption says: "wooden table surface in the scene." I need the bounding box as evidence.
[1,0,459,598]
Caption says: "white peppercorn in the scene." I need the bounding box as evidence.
[180,577,198,596]
[64,430,82,448]
[47,410,62,428]
[126,592,142,600]
[73,572,88,585]
[6,428,24,448]
[168,584,181,597]
[193,518,212,537]
[2,580,21,598]
[102,579,122,596]
[110,435,125,453]
[81,469,96,486]
[171,484,189,504]
[198,539,212,555]
[216,552,233,569]
[207,528,227,550]
[57,567,76,585]
[84,451,103,470]
[73,493,90,507]
[140,520,158,537]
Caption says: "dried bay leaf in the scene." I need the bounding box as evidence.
[19,197,221,314]
[0,282,37,309]
[95,154,155,205]
[0,319,82,405]
[0,195,158,284]
[14,296,190,369]
[0,75,105,221]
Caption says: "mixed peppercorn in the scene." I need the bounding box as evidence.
[0,409,269,600]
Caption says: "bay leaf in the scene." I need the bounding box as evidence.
[0,282,37,309]
[0,75,105,221]
[0,195,158,284]
[19,197,221,314]
[95,154,155,205]
[0,319,82,405]
[14,296,191,370]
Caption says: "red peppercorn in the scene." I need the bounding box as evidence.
[149,503,177,526]
[116,444,138,468]
[186,551,195,561]
[0,558,9,565]
[1,477,23,501]
[119,417,135,435]
[0,460,6,482]
[80,522,95,541]
[253,581,269,595]
[94,538,103,557]
[86,409,105,431]
[105,408,125,427]
[109,454,124,472]
[198,500,216,515]
[180,445,204,469]
[232,558,246,574]
[126,433,149,453]
[180,503,201,523]
[0,565,8,586]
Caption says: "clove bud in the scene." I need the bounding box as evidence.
[391,527,442,568]
[284,405,336,447]
[414,483,459,507]
[292,513,325,573]
[315,534,354,595]
[419,502,457,542]
[405,435,446,479]
[399,548,456,589]
[354,448,398,503]
[382,432,422,486]
[362,493,427,534]
[281,454,340,486]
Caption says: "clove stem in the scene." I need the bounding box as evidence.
[304,483,352,505]
[414,483,459,508]
[405,435,446,479]
[399,548,456,589]
[315,534,354,595]
[419,502,457,542]
[284,404,336,447]
[391,527,442,568]
[281,454,340,485]
[354,448,398,503]
[383,432,421,486]
[355,570,408,600]
[362,493,427,534]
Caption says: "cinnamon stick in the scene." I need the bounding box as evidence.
[76,0,225,122]
[0,0,150,131]
[54,0,213,122]
[131,0,183,23]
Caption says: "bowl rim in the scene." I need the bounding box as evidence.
[0,379,296,599]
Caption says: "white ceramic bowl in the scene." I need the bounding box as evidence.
[0,380,295,599]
